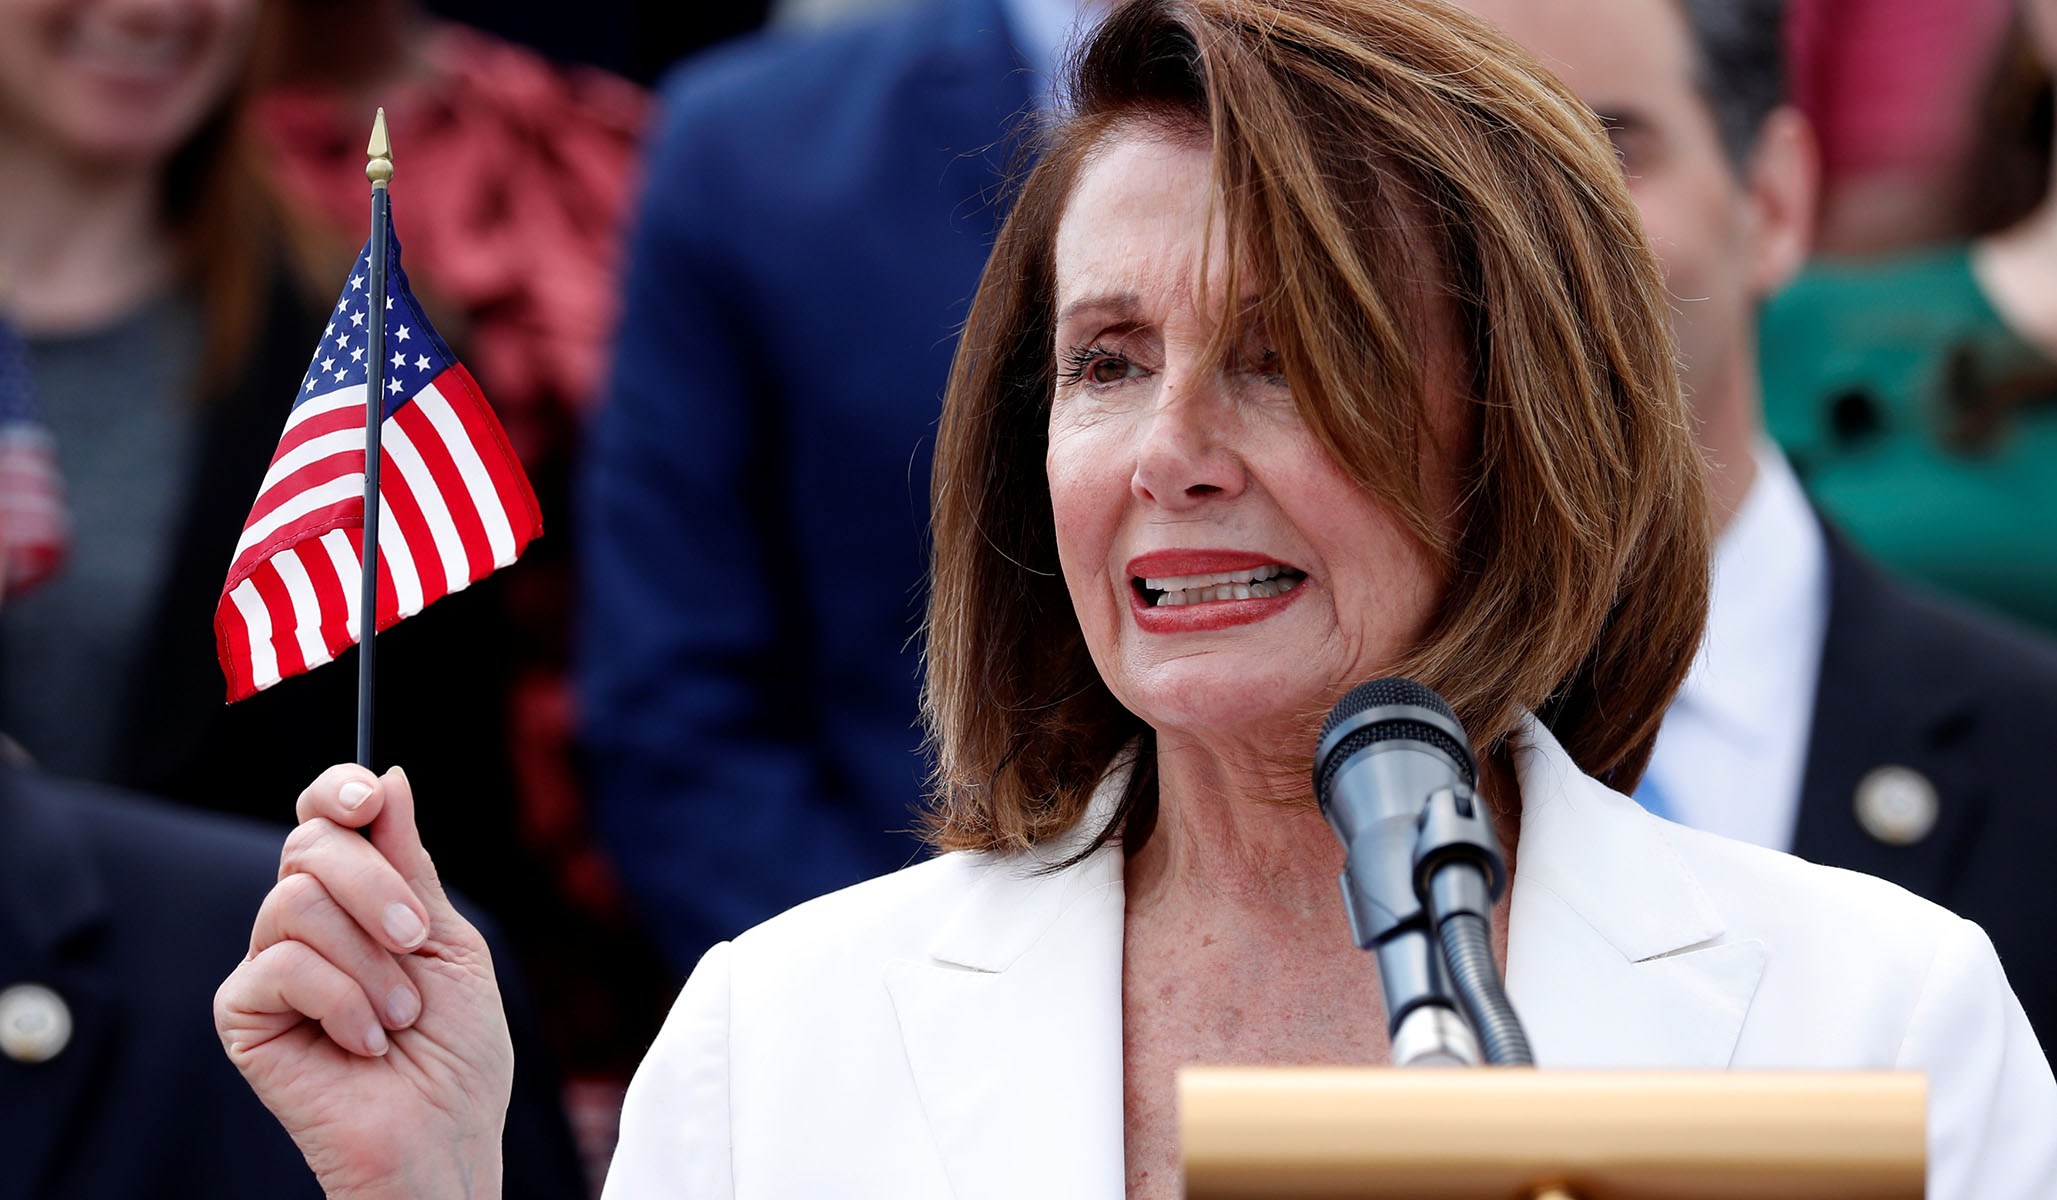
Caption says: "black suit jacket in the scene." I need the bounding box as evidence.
[1793,531,2057,1054]
[0,769,584,1200]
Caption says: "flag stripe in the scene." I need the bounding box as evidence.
[244,457,362,534]
[394,401,493,583]
[300,534,354,659]
[376,493,425,619]
[375,442,441,603]
[374,536,401,632]
[258,428,363,500]
[235,474,362,563]
[283,387,364,438]
[271,549,333,671]
[227,579,282,693]
[320,529,362,643]
[250,563,309,681]
[436,368,541,544]
[416,382,518,565]
[216,590,254,700]
[385,421,470,592]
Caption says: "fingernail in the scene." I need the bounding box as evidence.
[383,902,426,948]
[365,1024,389,1056]
[338,781,373,812]
[386,986,420,1027]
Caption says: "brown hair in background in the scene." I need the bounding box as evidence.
[1963,13,2054,237]
[920,0,1712,857]
[161,34,291,402]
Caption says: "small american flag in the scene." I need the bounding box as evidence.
[216,210,541,702]
[0,318,69,595]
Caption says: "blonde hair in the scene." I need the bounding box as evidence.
[922,0,1709,854]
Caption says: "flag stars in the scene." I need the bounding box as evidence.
[350,346,365,363]
[334,297,349,314]
[395,325,411,343]
[321,356,336,371]
[415,354,431,372]
[303,377,316,393]
[349,274,364,292]
[335,332,350,351]
[391,351,407,369]
[333,365,349,381]
[349,309,366,328]
[385,297,394,310]
[324,322,334,338]
[387,377,405,395]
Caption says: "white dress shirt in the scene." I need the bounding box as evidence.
[605,717,2057,1198]
[1643,441,1828,851]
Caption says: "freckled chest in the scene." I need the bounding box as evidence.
[1119,908,1392,1199]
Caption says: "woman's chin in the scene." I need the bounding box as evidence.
[1121,662,1334,749]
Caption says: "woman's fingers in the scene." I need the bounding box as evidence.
[275,816,430,956]
[293,765,455,927]
[365,766,457,921]
[296,762,389,829]
[249,870,421,1031]
[218,939,392,1059]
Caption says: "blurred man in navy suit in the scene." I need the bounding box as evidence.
[1457,0,2057,1054]
[582,0,1102,972]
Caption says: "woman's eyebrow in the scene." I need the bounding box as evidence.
[1056,293,1141,328]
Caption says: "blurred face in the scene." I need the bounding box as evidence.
[1046,134,1445,745]
[2032,0,2057,69]
[1455,0,1786,424]
[0,0,259,166]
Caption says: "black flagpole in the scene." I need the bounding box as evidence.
[358,108,393,769]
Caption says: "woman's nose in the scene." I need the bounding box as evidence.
[1130,378,1246,507]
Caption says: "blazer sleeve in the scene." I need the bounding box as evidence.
[605,941,736,1198]
[1896,917,2057,1197]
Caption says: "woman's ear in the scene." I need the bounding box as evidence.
[1742,106,1820,298]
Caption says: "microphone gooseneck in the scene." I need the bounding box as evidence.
[1313,677,1532,1067]
[1439,913,1531,1065]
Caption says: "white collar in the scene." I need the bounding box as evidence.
[1672,441,1828,745]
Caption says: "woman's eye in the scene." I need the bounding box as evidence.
[1087,354,1137,384]
[1245,348,1286,387]
[1059,346,1142,387]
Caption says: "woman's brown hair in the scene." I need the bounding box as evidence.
[923,0,1710,855]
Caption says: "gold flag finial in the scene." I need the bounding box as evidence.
[365,107,394,186]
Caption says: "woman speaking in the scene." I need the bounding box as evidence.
[215,1,2057,1195]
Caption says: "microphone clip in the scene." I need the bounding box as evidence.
[1413,783,1508,924]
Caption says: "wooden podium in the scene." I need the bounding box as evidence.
[1179,1068,1925,1198]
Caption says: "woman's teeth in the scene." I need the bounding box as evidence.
[1143,566,1305,606]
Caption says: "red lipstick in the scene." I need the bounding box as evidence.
[1125,549,1310,634]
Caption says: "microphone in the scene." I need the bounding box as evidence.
[1313,678,1532,1066]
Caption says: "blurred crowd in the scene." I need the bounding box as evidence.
[0,0,2052,1195]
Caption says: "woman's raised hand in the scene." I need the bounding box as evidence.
[215,765,513,1200]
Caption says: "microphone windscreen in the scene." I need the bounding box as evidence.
[1315,678,1475,801]
[1318,677,1457,740]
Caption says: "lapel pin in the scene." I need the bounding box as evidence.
[1853,765,1939,847]
[0,983,72,1064]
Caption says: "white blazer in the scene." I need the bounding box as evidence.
[605,718,2057,1197]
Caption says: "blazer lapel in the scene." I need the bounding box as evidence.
[1507,721,1767,1068]
[0,773,119,1198]
[1791,529,1982,899]
[883,801,1128,1199]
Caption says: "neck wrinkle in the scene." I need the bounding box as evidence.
[1127,728,1340,921]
